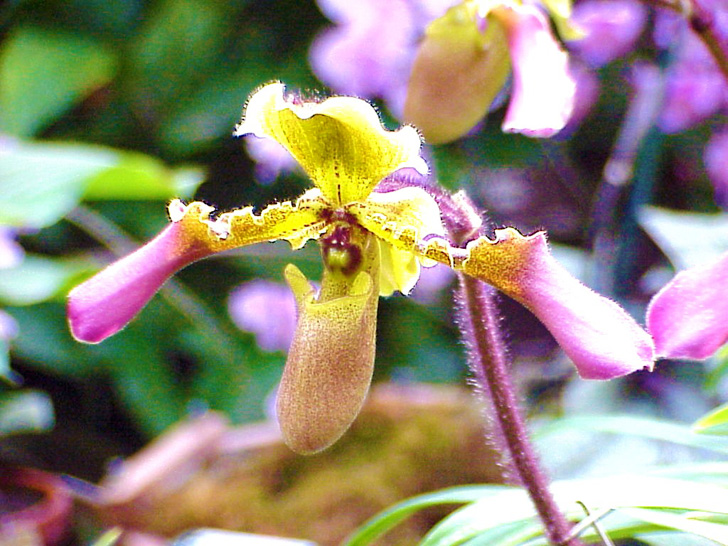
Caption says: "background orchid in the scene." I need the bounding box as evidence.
[647,250,728,361]
[311,0,578,144]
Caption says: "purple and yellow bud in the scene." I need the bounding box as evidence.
[404,3,510,144]
[404,0,577,142]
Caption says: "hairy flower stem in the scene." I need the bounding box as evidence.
[438,191,581,546]
[456,275,581,546]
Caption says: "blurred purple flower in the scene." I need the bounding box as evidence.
[410,263,455,304]
[568,0,646,68]
[0,309,18,341]
[310,0,455,117]
[0,227,24,269]
[244,135,300,185]
[654,2,728,133]
[228,279,297,352]
[647,251,728,360]
[705,129,728,207]
[561,61,601,134]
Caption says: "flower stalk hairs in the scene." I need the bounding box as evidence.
[68,82,654,455]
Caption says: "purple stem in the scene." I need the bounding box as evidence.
[437,190,582,546]
[456,275,581,546]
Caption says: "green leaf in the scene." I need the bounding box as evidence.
[0,142,204,228]
[638,206,728,270]
[536,414,728,454]
[349,464,728,546]
[421,475,728,546]
[693,403,728,436]
[345,485,509,546]
[0,254,89,306]
[0,389,55,435]
[7,303,98,377]
[0,141,117,228]
[82,151,204,200]
[620,508,728,545]
[0,27,117,137]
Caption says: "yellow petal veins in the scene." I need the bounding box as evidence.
[235,82,428,205]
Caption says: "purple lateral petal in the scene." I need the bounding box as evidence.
[68,222,211,344]
[520,241,654,379]
[459,230,654,379]
[647,251,728,360]
[497,5,577,137]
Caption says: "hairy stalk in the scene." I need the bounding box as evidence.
[456,275,581,545]
[434,190,581,546]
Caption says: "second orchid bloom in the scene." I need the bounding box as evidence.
[405,0,578,143]
[68,83,654,454]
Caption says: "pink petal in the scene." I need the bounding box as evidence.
[68,221,212,344]
[461,230,655,379]
[647,251,728,360]
[497,5,577,137]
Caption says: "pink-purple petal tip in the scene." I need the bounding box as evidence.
[68,224,209,344]
[499,5,576,138]
[647,251,728,360]
[520,237,655,379]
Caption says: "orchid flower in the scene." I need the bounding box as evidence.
[68,83,654,454]
[647,251,728,360]
[404,0,578,143]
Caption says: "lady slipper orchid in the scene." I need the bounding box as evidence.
[68,82,654,454]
